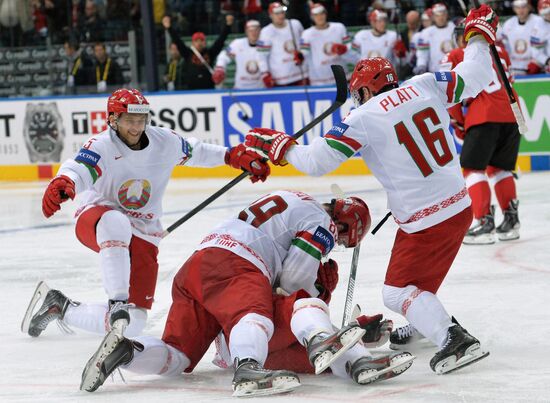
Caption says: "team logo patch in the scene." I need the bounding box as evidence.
[312,226,335,254]
[118,179,151,210]
[75,148,101,166]
[326,122,349,137]
[435,71,453,82]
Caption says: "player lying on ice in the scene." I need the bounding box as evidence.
[21,88,270,340]
[245,5,499,375]
[79,190,414,397]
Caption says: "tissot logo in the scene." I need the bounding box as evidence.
[72,111,108,135]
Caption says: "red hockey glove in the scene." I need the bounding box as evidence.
[355,314,393,347]
[526,61,542,75]
[393,39,407,58]
[42,175,75,218]
[331,43,348,55]
[315,259,339,304]
[464,4,499,45]
[212,67,225,84]
[262,72,274,88]
[450,118,465,140]
[225,144,270,183]
[293,50,305,66]
[244,127,297,166]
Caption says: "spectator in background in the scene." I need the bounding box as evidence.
[529,0,550,73]
[396,10,421,80]
[43,0,71,44]
[351,10,399,65]
[30,0,49,45]
[162,13,234,89]
[214,19,264,89]
[93,42,124,93]
[105,0,132,40]
[64,37,94,94]
[164,42,184,90]
[0,0,34,47]
[78,0,106,42]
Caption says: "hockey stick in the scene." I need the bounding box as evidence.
[162,65,348,237]
[467,0,528,134]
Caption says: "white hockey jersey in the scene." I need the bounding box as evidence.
[286,36,493,233]
[351,29,398,64]
[416,22,455,72]
[258,19,307,85]
[57,126,227,246]
[300,22,351,85]
[530,18,549,68]
[196,190,336,297]
[500,14,543,73]
[216,37,263,89]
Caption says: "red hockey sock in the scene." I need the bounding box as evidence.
[487,167,516,211]
[464,169,491,219]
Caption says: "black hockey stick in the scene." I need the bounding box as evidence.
[162,64,348,237]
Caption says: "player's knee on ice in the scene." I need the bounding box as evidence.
[229,313,274,365]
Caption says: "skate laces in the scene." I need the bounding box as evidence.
[396,324,414,339]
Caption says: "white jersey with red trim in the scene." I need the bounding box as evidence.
[530,18,550,68]
[416,22,455,72]
[196,190,336,297]
[258,19,307,85]
[215,37,263,89]
[300,22,351,85]
[57,125,227,245]
[286,36,493,233]
[500,14,543,73]
[351,29,398,64]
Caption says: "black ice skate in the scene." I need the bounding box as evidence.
[346,352,415,385]
[463,206,496,245]
[232,358,300,397]
[80,331,143,392]
[306,323,366,374]
[21,281,78,337]
[430,318,489,374]
[108,299,131,333]
[389,324,426,350]
[496,199,520,241]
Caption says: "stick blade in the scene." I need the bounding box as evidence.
[330,65,348,105]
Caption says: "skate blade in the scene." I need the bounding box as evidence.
[463,233,495,245]
[232,375,300,397]
[497,230,519,241]
[357,353,416,384]
[21,281,50,334]
[80,330,123,392]
[315,327,366,375]
[434,344,490,375]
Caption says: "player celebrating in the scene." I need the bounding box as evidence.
[258,2,307,87]
[528,0,550,74]
[21,88,270,340]
[415,3,455,73]
[245,5,500,374]
[441,23,521,244]
[300,3,352,86]
[78,191,398,396]
[213,20,264,89]
[351,9,398,64]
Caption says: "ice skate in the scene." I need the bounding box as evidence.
[80,331,143,392]
[346,352,415,385]
[496,199,520,241]
[430,318,489,374]
[108,299,131,333]
[232,358,300,397]
[306,323,366,374]
[21,281,78,337]
[389,324,426,350]
[463,207,496,245]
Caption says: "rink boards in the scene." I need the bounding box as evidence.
[1,75,548,181]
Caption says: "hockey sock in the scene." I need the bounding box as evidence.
[464,169,491,219]
[229,313,274,365]
[64,303,147,335]
[487,167,516,211]
[126,335,191,376]
[290,298,332,345]
[96,210,132,301]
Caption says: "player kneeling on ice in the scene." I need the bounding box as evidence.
[245,5,499,375]
[21,88,270,340]
[79,190,412,396]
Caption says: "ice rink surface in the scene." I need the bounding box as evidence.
[1,173,549,403]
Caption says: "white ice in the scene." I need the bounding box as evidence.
[1,173,549,402]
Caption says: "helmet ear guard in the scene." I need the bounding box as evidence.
[330,197,371,248]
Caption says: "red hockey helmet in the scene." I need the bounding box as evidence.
[539,0,550,15]
[107,88,150,116]
[349,57,398,106]
[268,2,287,14]
[331,197,371,248]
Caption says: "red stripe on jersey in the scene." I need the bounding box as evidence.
[445,71,457,103]
[324,133,362,151]
[296,230,326,254]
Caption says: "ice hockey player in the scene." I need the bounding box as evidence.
[414,3,455,73]
[213,20,264,89]
[528,0,550,74]
[78,190,400,396]
[300,3,352,86]
[258,2,308,87]
[21,88,270,340]
[245,4,499,375]
[441,22,521,244]
[351,9,399,64]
